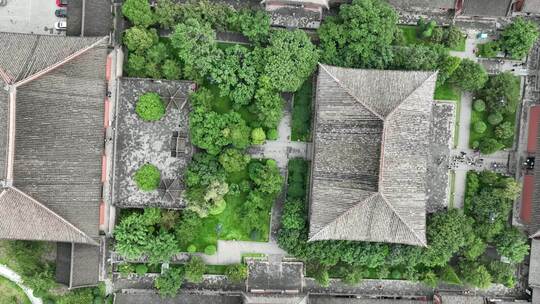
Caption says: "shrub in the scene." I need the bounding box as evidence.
[123,27,158,54]
[187,245,197,253]
[219,148,251,173]
[473,121,487,134]
[136,92,165,121]
[473,99,486,112]
[154,267,185,297]
[225,264,248,283]
[487,112,504,125]
[267,128,279,140]
[445,25,463,49]
[430,27,444,43]
[495,121,514,140]
[208,199,226,215]
[472,141,480,149]
[251,128,266,145]
[185,256,206,283]
[134,164,161,191]
[135,264,148,275]
[204,245,217,255]
[118,263,135,276]
[479,138,503,154]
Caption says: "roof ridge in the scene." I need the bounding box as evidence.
[308,191,379,241]
[318,63,385,121]
[378,192,427,247]
[12,36,108,87]
[383,71,438,121]
[378,71,438,189]
[7,186,98,246]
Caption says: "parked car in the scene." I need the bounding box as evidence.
[55,9,67,17]
[54,21,67,31]
[56,0,67,7]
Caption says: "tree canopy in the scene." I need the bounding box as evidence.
[134,164,161,191]
[135,92,165,121]
[449,59,488,92]
[318,0,398,69]
[122,0,156,27]
[500,17,539,59]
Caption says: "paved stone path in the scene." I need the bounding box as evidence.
[247,95,309,170]
[198,241,286,265]
[0,264,42,304]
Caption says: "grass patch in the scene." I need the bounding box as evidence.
[291,77,313,141]
[205,265,228,275]
[0,276,31,304]
[187,164,272,252]
[398,25,465,51]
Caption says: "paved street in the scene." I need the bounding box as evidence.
[0,0,64,35]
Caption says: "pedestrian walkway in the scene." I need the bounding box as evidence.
[198,240,286,265]
[0,264,42,304]
[247,95,309,170]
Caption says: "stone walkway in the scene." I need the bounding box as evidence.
[0,264,42,304]
[248,94,309,170]
[198,241,286,265]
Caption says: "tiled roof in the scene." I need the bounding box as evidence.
[0,187,97,244]
[387,0,455,9]
[309,65,436,246]
[462,0,512,16]
[529,239,540,287]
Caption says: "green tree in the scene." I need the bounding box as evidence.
[155,267,185,297]
[126,54,147,77]
[134,164,161,191]
[488,261,516,288]
[219,148,251,173]
[487,112,504,125]
[228,9,271,43]
[210,45,258,107]
[114,213,151,259]
[318,0,398,69]
[430,26,444,43]
[136,92,165,121]
[170,18,220,81]
[122,0,155,27]
[462,235,487,261]
[494,226,529,263]
[281,199,305,230]
[473,99,486,112]
[147,42,169,64]
[422,209,473,267]
[186,180,229,218]
[184,256,206,283]
[391,45,443,71]
[155,0,180,28]
[449,59,488,92]
[162,59,182,80]
[123,26,158,54]
[459,262,492,289]
[500,17,539,59]
[313,265,330,287]
[249,159,284,195]
[480,72,521,114]
[495,121,514,140]
[145,229,179,264]
[251,81,284,129]
[230,122,251,149]
[445,25,464,49]
[225,264,248,283]
[473,121,487,134]
[261,29,318,92]
[189,109,244,155]
[251,128,266,145]
[437,55,461,86]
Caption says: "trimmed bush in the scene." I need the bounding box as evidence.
[479,138,503,154]
[267,128,279,140]
[473,99,486,112]
[135,264,148,275]
[134,164,161,191]
[225,264,248,283]
[136,92,165,121]
[487,112,504,125]
[251,128,266,145]
[473,121,487,134]
[472,141,480,149]
[204,245,217,255]
[187,245,197,253]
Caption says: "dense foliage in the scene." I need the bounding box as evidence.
[449,59,488,92]
[155,267,185,297]
[499,17,539,59]
[134,163,161,191]
[122,0,155,27]
[471,72,520,153]
[319,0,398,68]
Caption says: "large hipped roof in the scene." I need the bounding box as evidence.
[309,64,436,246]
